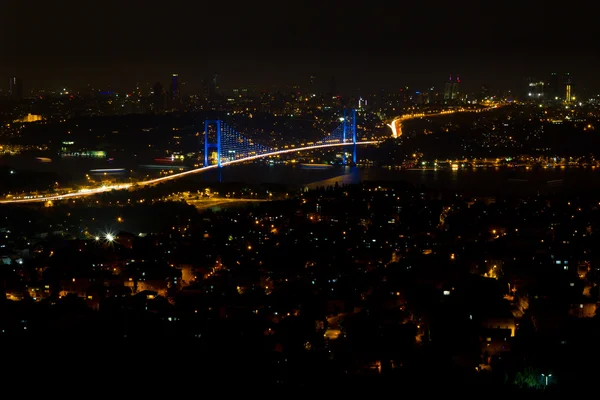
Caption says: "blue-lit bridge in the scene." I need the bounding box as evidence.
[203,108,360,167]
[1,109,378,204]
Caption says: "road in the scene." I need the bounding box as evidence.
[0,141,379,204]
[183,198,267,210]
[1,106,499,205]
[387,106,499,138]
[165,194,268,209]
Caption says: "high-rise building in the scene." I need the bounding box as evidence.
[443,74,460,103]
[526,78,545,101]
[170,74,180,107]
[9,77,23,101]
[564,73,572,103]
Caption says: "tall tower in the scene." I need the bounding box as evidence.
[452,76,460,100]
[564,73,572,103]
[9,77,23,101]
[444,74,460,103]
[170,74,180,107]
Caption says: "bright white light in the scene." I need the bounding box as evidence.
[105,233,115,242]
[387,118,400,138]
[94,236,100,241]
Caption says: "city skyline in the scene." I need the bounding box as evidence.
[4,0,600,392]
[2,0,599,94]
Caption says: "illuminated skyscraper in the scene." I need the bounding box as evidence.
[564,73,572,102]
[526,77,545,101]
[9,77,23,101]
[443,74,460,104]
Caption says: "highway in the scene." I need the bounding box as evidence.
[0,140,379,204]
[1,106,499,205]
[179,198,267,210]
[387,106,498,138]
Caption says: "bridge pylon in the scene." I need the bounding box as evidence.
[341,108,357,165]
[204,120,222,168]
[351,108,357,164]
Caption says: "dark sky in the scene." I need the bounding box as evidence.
[1,0,599,94]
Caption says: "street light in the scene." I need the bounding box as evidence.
[541,373,552,386]
[105,233,115,242]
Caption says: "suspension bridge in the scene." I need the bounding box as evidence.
[204,108,359,167]
[1,109,378,204]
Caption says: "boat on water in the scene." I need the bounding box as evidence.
[299,163,334,169]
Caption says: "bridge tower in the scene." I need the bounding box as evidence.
[204,120,221,167]
[342,109,347,165]
[352,108,357,164]
[341,108,357,165]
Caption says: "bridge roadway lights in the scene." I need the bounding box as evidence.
[0,142,380,204]
[2,107,499,204]
[2,109,372,204]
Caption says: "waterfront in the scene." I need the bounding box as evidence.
[5,151,600,198]
[194,164,600,197]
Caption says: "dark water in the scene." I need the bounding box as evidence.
[197,164,600,197]
[3,152,600,197]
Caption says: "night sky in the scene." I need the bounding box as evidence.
[1,0,599,94]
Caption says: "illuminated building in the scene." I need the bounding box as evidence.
[170,74,180,108]
[14,114,42,123]
[444,74,460,104]
[564,72,572,103]
[527,80,545,101]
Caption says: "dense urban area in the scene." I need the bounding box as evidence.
[1,71,600,396]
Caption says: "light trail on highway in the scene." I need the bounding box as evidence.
[0,141,380,204]
[387,106,499,138]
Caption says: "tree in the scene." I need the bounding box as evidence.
[513,366,543,390]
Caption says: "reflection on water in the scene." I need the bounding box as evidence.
[4,151,600,196]
[198,164,600,196]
